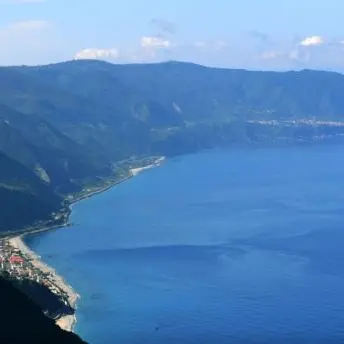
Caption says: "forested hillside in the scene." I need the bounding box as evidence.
[1,60,344,232]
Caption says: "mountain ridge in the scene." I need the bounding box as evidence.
[2,59,344,342]
[2,60,344,232]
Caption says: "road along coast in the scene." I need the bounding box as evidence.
[2,156,166,332]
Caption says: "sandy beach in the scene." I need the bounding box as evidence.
[130,156,166,176]
[5,156,166,334]
[56,315,77,332]
[8,236,79,332]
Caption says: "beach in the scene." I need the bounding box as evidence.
[4,156,166,334]
[56,315,77,332]
[130,156,166,176]
[8,236,79,332]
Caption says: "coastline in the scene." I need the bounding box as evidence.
[1,156,166,240]
[4,156,165,333]
[8,236,79,332]
[130,156,165,176]
[0,175,134,240]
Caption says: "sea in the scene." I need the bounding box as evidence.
[26,145,344,344]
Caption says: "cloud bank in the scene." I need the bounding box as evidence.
[300,36,324,46]
[140,36,172,49]
[74,48,120,60]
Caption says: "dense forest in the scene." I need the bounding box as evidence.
[2,60,344,233]
[2,60,344,342]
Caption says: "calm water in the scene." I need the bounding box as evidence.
[26,146,344,343]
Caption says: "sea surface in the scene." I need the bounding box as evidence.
[26,146,344,344]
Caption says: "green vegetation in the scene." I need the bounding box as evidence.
[1,60,344,232]
[2,60,344,342]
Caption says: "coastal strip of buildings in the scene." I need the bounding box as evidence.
[0,239,72,309]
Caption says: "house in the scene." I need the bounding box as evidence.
[9,256,24,265]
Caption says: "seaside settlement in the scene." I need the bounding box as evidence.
[0,156,166,332]
[0,237,78,331]
[0,240,44,284]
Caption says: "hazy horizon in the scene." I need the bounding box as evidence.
[2,58,344,75]
[2,0,344,71]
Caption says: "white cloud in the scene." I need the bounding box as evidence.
[300,36,324,46]
[74,48,120,60]
[141,36,172,49]
[192,40,228,53]
[259,48,310,62]
[260,51,283,60]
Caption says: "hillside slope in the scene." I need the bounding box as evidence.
[22,60,344,121]
[1,60,344,234]
[0,150,62,232]
[2,60,344,342]
[0,276,85,343]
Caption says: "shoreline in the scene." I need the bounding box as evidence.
[4,156,165,333]
[1,156,166,240]
[8,236,79,332]
[130,156,165,176]
[0,175,134,240]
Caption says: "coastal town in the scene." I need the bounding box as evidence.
[0,158,167,288]
[0,236,78,331]
[0,157,166,333]
[0,157,166,282]
[0,239,46,284]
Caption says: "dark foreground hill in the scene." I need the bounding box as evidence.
[2,60,344,342]
[0,276,85,344]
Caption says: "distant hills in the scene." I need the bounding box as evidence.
[2,60,344,231]
[3,59,344,343]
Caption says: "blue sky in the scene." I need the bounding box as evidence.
[1,0,344,70]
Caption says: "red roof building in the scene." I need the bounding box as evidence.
[9,256,24,264]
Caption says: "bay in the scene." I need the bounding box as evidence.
[26,146,344,343]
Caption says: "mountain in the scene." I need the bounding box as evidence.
[1,60,344,234]
[3,60,344,342]
[15,60,344,154]
[0,276,85,344]
[0,150,62,232]
[107,62,344,121]
[21,60,344,121]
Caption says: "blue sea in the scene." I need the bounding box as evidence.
[26,146,344,344]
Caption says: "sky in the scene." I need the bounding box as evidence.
[1,0,344,70]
